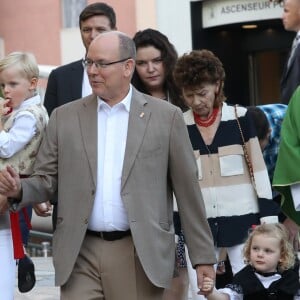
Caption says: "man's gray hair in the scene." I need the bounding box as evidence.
[118,32,136,60]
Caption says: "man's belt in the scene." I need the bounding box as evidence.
[86,229,131,241]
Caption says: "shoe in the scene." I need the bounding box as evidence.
[18,254,36,293]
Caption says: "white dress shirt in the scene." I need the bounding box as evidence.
[288,31,300,68]
[82,64,92,97]
[0,94,41,158]
[88,86,132,231]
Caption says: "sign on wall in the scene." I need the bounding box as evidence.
[202,0,284,28]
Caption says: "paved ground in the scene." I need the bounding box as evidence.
[15,257,59,300]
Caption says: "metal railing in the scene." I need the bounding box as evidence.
[27,230,53,257]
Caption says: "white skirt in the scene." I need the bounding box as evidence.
[0,227,16,300]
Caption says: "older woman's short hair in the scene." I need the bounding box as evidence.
[174,49,226,105]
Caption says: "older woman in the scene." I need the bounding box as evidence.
[173,50,277,299]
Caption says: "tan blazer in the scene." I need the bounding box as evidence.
[21,87,216,287]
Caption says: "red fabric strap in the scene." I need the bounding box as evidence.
[9,212,25,259]
[9,175,31,259]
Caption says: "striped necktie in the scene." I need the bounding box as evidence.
[287,35,300,68]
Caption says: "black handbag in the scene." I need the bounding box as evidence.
[18,254,36,293]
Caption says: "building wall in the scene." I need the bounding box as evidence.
[0,0,61,64]
[59,0,139,64]
[98,0,137,36]
[155,0,193,56]
[0,0,139,65]
[0,0,195,66]
[135,0,157,31]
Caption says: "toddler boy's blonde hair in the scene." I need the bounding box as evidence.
[0,52,39,80]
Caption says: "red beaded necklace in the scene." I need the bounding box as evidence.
[193,107,219,127]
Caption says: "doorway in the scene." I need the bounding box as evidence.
[248,50,287,105]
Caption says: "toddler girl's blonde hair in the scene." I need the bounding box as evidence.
[243,223,295,272]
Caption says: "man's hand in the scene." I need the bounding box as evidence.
[196,264,215,296]
[0,165,21,198]
[0,194,8,214]
[33,201,52,217]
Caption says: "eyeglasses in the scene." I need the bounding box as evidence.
[83,57,131,69]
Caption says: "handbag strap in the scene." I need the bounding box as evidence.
[234,105,257,193]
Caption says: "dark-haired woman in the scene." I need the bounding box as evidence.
[132,28,188,300]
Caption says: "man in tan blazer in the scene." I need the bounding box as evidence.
[0,31,216,300]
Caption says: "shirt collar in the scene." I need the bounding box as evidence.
[97,84,132,112]
[17,94,41,110]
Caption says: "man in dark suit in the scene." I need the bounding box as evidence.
[42,2,116,228]
[280,0,300,104]
[44,2,117,115]
[0,31,216,300]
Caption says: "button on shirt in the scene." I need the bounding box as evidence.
[88,86,132,231]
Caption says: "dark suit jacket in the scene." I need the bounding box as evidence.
[280,45,300,104]
[44,60,84,227]
[44,60,84,116]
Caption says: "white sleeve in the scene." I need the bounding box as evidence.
[0,112,36,158]
[217,287,243,300]
[291,183,300,211]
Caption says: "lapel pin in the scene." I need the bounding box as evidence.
[139,112,145,118]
